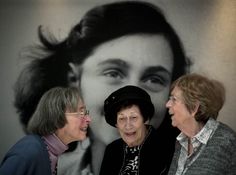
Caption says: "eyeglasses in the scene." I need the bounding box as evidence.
[168,95,183,104]
[65,109,90,119]
[117,114,139,125]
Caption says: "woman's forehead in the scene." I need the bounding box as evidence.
[83,34,173,72]
[118,104,141,114]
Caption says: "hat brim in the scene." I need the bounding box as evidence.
[104,97,154,127]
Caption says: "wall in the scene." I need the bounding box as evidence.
[0,0,235,162]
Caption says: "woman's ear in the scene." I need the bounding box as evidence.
[191,102,200,117]
[67,62,81,87]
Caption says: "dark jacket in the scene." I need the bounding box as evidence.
[99,125,175,175]
[0,134,51,175]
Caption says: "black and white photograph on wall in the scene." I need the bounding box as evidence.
[0,0,235,175]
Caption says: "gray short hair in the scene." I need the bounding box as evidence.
[27,86,82,135]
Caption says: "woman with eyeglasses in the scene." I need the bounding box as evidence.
[0,87,91,175]
[166,73,236,175]
[100,85,172,175]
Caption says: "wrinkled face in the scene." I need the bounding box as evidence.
[166,87,193,130]
[80,34,173,145]
[58,98,91,144]
[116,105,146,147]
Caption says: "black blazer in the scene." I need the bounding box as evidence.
[99,125,175,175]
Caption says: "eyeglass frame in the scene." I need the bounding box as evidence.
[117,113,140,126]
[65,109,90,119]
[168,95,184,105]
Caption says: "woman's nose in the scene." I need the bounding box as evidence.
[124,118,133,128]
[165,100,171,108]
[85,115,92,122]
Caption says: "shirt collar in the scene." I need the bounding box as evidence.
[194,117,218,144]
[177,118,219,145]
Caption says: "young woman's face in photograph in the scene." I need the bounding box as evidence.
[80,34,174,145]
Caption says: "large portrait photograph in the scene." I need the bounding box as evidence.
[0,0,236,174]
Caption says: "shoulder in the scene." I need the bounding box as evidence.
[105,138,124,153]
[107,138,124,148]
[216,122,236,140]
[1,134,51,175]
[211,122,236,148]
[144,126,163,145]
[141,126,165,152]
[17,134,44,147]
[7,134,47,158]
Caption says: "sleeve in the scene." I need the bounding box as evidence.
[0,137,49,175]
[0,154,29,175]
[229,137,236,175]
[99,141,124,175]
[99,146,111,175]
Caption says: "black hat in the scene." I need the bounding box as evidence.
[104,85,155,127]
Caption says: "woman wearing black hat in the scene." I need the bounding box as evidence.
[100,85,172,175]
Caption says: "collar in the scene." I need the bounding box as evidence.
[42,133,68,156]
[177,118,219,147]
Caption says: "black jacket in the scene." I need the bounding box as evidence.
[99,125,175,175]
